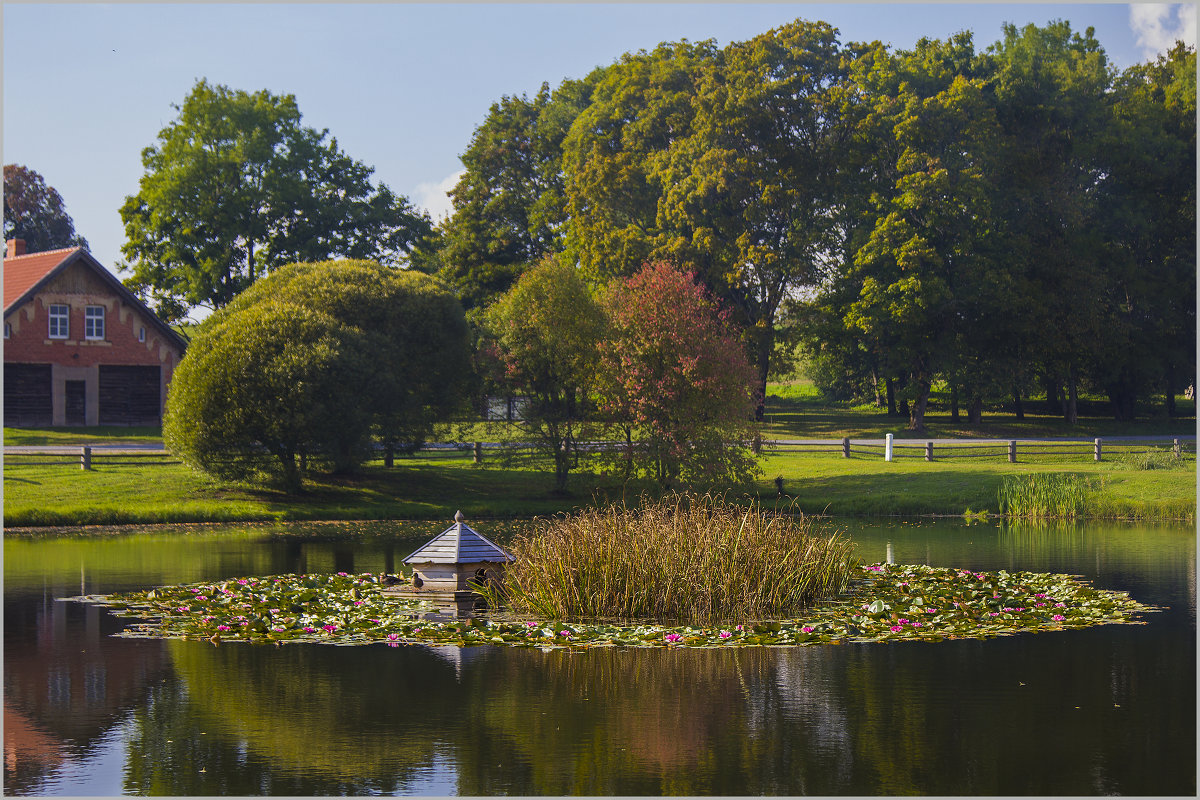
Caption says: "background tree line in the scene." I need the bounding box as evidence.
[432,18,1195,430]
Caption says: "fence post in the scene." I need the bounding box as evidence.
[925,441,933,462]
[1094,438,1102,462]
[473,441,483,464]
[81,446,91,471]
[1008,440,1017,463]
[1173,438,1181,457]
[842,437,850,458]
[885,433,894,462]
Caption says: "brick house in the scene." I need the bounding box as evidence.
[3,239,187,427]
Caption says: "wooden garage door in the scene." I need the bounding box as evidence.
[99,365,162,426]
[3,364,52,427]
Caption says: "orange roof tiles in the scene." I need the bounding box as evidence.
[4,247,80,312]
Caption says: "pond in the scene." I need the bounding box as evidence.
[4,518,1195,796]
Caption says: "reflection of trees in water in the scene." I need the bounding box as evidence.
[143,639,463,793]
[3,594,169,794]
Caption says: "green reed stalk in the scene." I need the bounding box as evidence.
[998,473,1088,519]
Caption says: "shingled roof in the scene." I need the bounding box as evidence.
[403,511,514,565]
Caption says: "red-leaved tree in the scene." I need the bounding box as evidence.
[599,262,760,487]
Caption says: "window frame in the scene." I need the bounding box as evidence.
[84,305,106,341]
[48,304,69,339]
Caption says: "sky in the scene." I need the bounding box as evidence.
[3,2,1195,278]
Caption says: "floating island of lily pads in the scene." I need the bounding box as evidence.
[83,564,1157,649]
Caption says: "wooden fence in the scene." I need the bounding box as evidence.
[3,436,1193,470]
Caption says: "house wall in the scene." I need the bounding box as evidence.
[4,262,182,426]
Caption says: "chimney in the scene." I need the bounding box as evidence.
[6,239,27,258]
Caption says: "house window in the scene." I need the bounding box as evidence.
[3,322,10,339]
[48,304,69,339]
[138,326,145,343]
[85,306,105,340]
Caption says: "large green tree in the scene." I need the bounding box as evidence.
[164,260,470,492]
[3,164,89,251]
[120,79,432,322]
[986,22,1115,424]
[1097,42,1196,418]
[840,34,1010,431]
[658,20,852,417]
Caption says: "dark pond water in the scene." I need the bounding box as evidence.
[4,518,1195,796]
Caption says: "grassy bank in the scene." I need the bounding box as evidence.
[4,449,1193,527]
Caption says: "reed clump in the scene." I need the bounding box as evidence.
[998,473,1088,519]
[477,493,857,626]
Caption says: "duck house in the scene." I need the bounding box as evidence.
[393,511,513,600]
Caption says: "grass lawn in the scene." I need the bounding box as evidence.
[4,449,1193,527]
[5,382,1193,527]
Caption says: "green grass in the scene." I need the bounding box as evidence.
[5,447,1193,527]
[761,381,1196,440]
[4,425,165,446]
[5,383,1193,526]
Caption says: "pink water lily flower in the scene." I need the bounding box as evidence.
[1052,614,1065,621]
[665,633,682,643]
[801,626,814,633]
[719,631,732,639]
[889,625,903,632]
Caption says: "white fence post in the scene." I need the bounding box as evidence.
[885,433,894,462]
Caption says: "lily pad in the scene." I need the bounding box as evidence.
[81,564,1159,650]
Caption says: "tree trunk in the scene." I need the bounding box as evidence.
[753,324,774,421]
[907,375,932,432]
[248,240,256,283]
[967,395,983,425]
[1013,388,1024,420]
[1065,366,1079,426]
[1165,365,1177,418]
[885,377,897,416]
[871,368,884,408]
[1044,375,1061,414]
[950,384,959,422]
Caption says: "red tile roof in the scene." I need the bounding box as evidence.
[4,247,80,311]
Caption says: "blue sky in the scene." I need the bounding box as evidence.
[3,3,1195,274]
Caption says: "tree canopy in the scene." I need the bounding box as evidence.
[164,260,470,492]
[120,80,433,322]
[436,18,1194,424]
[3,164,89,251]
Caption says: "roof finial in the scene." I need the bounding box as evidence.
[454,509,465,523]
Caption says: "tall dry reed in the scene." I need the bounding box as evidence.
[478,494,857,626]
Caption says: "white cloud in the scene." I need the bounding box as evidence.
[413,169,465,223]
[1130,3,1197,60]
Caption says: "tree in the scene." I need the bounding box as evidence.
[3,164,89,251]
[598,262,759,488]
[658,20,851,418]
[437,76,598,313]
[164,260,470,492]
[1097,42,1196,419]
[986,22,1115,424]
[482,256,606,492]
[840,34,1009,432]
[120,79,432,322]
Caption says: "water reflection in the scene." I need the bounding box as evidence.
[3,519,1194,796]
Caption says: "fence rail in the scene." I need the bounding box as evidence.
[4,435,1194,470]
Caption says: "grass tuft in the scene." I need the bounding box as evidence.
[998,473,1088,519]
[477,493,857,626]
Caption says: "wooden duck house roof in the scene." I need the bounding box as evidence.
[403,511,514,565]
